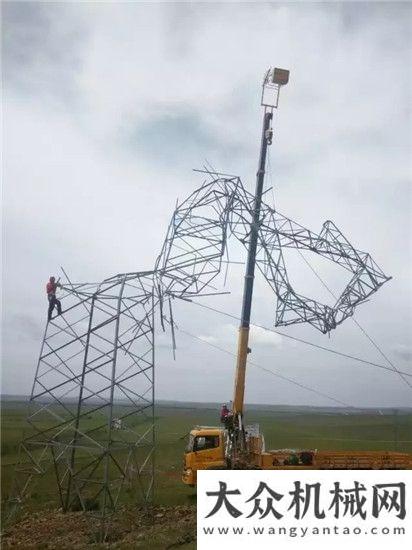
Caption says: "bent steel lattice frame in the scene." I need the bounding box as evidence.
[155,172,247,301]
[11,172,390,524]
[156,173,391,335]
[255,204,391,333]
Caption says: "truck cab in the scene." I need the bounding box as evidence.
[182,423,266,485]
[182,427,226,485]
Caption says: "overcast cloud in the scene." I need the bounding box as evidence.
[2,1,412,408]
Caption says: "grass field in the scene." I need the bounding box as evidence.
[1,400,411,547]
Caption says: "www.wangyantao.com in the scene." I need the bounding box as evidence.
[202,525,406,537]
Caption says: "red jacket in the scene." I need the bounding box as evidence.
[46,282,57,296]
[220,406,230,419]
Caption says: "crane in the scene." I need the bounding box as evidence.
[180,68,412,484]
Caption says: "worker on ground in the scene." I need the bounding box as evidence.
[46,276,62,321]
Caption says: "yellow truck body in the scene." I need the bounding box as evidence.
[182,427,412,486]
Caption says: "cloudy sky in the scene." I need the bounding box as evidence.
[2,1,412,408]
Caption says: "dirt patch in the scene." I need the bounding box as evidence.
[2,505,196,549]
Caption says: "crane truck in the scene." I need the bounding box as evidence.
[182,68,412,486]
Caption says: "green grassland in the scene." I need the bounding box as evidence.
[1,400,411,547]
[2,400,411,510]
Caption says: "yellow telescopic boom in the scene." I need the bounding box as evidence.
[232,68,289,419]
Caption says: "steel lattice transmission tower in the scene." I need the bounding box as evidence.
[9,68,391,528]
[11,272,157,521]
